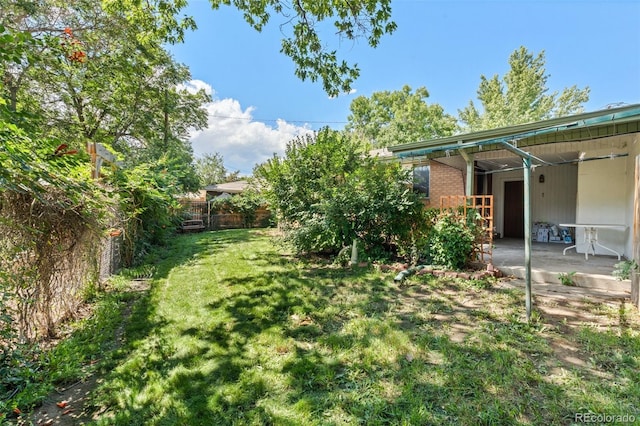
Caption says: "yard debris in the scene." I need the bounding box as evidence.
[381,261,502,282]
[394,270,411,282]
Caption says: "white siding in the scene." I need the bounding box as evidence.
[625,134,640,257]
[575,138,630,257]
[492,164,577,238]
[531,164,577,228]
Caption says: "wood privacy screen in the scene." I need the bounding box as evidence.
[440,195,494,265]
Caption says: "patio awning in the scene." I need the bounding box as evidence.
[389,103,640,166]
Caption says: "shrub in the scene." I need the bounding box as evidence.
[208,186,267,228]
[428,211,475,270]
[256,128,425,260]
[109,161,182,266]
[0,123,105,413]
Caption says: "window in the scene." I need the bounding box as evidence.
[413,165,430,198]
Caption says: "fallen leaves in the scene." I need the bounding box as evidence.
[56,401,74,415]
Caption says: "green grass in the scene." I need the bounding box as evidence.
[39,230,640,424]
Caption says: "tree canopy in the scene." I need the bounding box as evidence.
[211,0,397,97]
[104,0,397,98]
[346,85,457,147]
[458,46,590,131]
[195,152,241,186]
[0,0,211,192]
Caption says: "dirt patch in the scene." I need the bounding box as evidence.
[26,280,150,426]
[399,276,639,375]
[29,376,99,426]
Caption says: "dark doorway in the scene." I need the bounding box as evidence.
[504,180,524,238]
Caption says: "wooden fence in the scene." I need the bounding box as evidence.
[179,200,272,231]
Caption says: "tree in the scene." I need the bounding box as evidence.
[346,85,457,147]
[459,46,590,131]
[195,153,240,186]
[256,128,424,258]
[0,0,210,192]
[106,0,396,97]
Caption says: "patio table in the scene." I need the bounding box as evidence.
[559,224,625,260]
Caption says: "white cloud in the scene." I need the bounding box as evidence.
[179,79,214,96]
[188,81,313,175]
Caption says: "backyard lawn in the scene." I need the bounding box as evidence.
[75,229,639,425]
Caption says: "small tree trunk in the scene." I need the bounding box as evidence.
[349,239,358,266]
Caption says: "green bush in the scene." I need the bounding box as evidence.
[256,128,425,260]
[109,161,183,266]
[403,207,439,265]
[208,186,266,228]
[428,211,475,270]
[0,123,104,415]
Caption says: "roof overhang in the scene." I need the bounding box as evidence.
[389,104,640,171]
[204,180,249,194]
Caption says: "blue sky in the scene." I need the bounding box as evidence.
[169,0,640,175]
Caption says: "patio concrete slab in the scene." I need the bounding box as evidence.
[491,238,630,297]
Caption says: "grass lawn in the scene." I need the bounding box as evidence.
[85,229,639,425]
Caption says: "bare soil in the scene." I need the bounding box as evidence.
[26,280,150,426]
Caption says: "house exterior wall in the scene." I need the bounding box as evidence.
[492,164,577,238]
[625,134,640,257]
[424,160,465,207]
[531,164,577,230]
[575,134,636,257]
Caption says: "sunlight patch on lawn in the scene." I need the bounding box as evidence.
[88,229,640,425]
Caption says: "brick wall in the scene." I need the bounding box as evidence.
[424,161,465,207]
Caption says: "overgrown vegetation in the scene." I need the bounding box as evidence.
[0,8,208,415]
[0,2,601,422]
[1,277,146,420]
[208,186,269,229]
[0,3,404,416]
[256,128,426,260]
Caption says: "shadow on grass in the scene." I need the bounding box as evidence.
[92,230,640,425]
